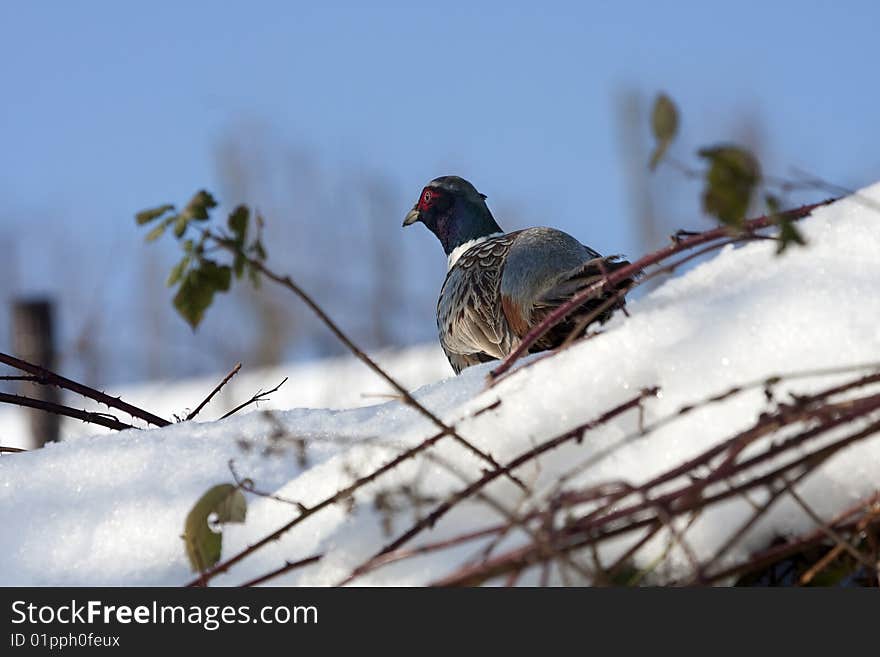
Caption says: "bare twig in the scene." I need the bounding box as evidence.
[186,362,242,421]
[228,460,307,511]
[0,445,28,453]
[373,441,597,586]
[705,491,880,584]
[556,235,751,353]
[800,500,880,585]
[0,351,170,427]
[339,389,656,585]
[239,554,322,587]
[0,375,50,383]
[694,475,807,580]
[782,474,876,572]
[185,397,505,586]
[345,524,506,575]
[243,406,582,588]
[558,398,880,541]
[490,199,836,378]
[0,392,135,432]
[552,373,880,524]
[429,388,880,586]
[219,377,288,420]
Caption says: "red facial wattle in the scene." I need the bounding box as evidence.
[417,187,439,212]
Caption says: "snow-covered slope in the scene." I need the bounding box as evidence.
[2,185,879,586]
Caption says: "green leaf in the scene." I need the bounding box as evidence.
[767,195,808,255]
[649,93,678,170]
[136,204,175,225]
[228,205,249,243]
[181,190,218,221]
[166,255,191,287]
[201,260,232,292]
[173,269,216,329]
[698,146,761,228]
[173,215,189,238]
[610,563,641,586]
[776,219,807,254]
[652,94,678,142]
[233,253,246,279]
[183,484,247,572]
[218,266,232,292]
[145,222,168,242]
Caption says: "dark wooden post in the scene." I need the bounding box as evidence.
[12,298,60,446]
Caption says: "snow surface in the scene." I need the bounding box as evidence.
[2,185,880,586]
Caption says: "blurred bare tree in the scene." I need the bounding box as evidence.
[365,175,399,348]
[615,89,662,256]
[211,124,432,367]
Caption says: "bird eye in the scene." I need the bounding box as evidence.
[423,191,432,203]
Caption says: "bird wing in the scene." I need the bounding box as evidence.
[500,227,632,350]
[437,232,522,374]
[437,228,634,374]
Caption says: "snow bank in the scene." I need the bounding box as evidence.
[2,185,879,586]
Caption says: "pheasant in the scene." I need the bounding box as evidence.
[403,176,633,374]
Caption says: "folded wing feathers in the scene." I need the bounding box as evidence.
[437,231,633,374]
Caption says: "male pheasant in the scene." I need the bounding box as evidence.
[403,176,633,374]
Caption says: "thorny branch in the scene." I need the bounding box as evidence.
[0,351,170,428]
[0,392,136,432]
[429,389,880,586]
[489,199,836,379]
[239,554,323,587]
[0,375,51,383]
[338,388,657,585]
[185,397,506,586]
[335,433,598,587]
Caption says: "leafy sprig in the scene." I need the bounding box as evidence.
[136,192,267,328]
[649,92,806,252]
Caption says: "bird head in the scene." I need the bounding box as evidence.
[403,176,503,255]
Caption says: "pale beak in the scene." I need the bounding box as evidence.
[402,206,420,227]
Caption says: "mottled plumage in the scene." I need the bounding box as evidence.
[404,176,632,374]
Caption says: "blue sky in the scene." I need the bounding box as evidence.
[1,1,879,378]
[4,1,879,233]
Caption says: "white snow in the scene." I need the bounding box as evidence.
[1,185,880,586]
